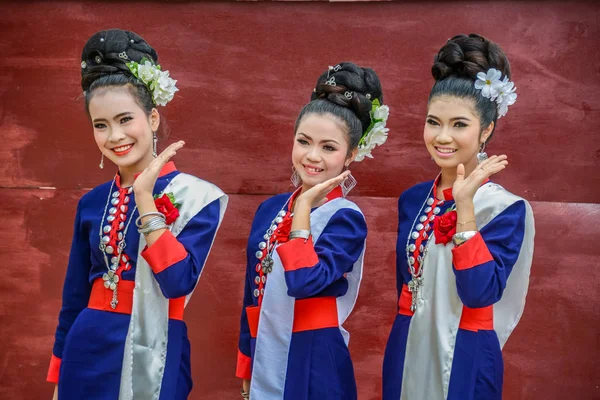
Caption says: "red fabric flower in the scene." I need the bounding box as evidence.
[154,194,180,225]
[433,210,457,246]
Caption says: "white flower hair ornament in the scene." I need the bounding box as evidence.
[354,99,390,162]
[474,68,517,118]
[126,58,179,106]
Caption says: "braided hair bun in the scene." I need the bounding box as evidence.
[432,34,511,83]
[296,62,384,151]
[81,29,157,92]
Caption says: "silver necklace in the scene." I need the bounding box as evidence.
[404,174,443,311]
[98,177,138,309]
[251,193,296,299]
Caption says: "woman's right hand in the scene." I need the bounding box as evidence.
[52,385,58,400]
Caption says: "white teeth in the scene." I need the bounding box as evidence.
[306,167,323,173]
[436,147,456,153]
[114,145,133,152]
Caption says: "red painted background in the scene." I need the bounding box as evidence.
[1,1,599,399]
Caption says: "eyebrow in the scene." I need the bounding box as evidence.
[297,132,340,145]
[427,114,472,121]
[93,111,133,123]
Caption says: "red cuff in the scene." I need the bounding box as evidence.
[452,232,494,271]
[277,237,319,272]
[47,354,61,383]
[236,349,252,379]
[141,230,188,274]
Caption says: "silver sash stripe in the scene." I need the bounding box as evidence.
[250,198,366,400]
[119,173,228,399]
[399,183,535,400]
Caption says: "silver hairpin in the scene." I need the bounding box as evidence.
[344,91,353,99]
[327,64,342,79]
[130,39,135,44]
[118,52,129,60]
[366,93,372,100]
[326,77,336,86]
[94,56,102,64]
[81,61,87,69]
[100,38,105,43]
[313,88,317,92]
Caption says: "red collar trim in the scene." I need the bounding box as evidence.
[433,175,490,201]
[115,161,177,188]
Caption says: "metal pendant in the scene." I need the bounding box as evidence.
[102,270,119,291]
[407,277,423,312]
[261,256,274,274]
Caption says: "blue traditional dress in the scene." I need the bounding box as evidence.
[47,162,228,400]
[382,178,535,400]
[236,187,367,400]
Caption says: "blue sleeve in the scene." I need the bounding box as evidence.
[52,200,92,359]
[395,192,407,300]
[452,200,527,308]
[278,208,367,299]
[142,198,221,299]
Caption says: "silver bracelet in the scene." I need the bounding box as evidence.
[135,212,166,228]
[452,230,478,247]
[138,216,169,236]
[289,229,311,242]
[240,388,250,399]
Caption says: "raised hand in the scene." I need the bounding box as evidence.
[133,141,185,196]
[295,170,351,210]
[453,155,508,204]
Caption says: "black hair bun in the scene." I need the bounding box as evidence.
[432,33,511,82]
[312,62,383,134]
[81,29,158,91]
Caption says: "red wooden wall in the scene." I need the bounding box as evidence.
[1,1,599,399]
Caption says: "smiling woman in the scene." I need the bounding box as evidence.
[382,34,535,400]
[235,62,389,400]
[47,29,228,400]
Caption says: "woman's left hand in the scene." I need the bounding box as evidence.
[453,155,508,204]
[295,170,351,210]
[133,141,185,196]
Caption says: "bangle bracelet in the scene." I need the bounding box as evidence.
[240,388,250,399]
[135,212,165,228]
[289,229,311,241]
[138,216,169,235]
[457,220,476,226]
[452,230,478,246]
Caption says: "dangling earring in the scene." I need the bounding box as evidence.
[152,131,158,157]
[99,153,104,169]
[341,166,357,197]
[477,142,488,164]
[291,167,301,187]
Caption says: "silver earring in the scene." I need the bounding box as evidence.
[477,142,488,164]
[99,154,104,169]
[291,167,301,187]
[152,132,158,157]
[341,173,357,197]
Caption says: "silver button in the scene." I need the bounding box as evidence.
[425,207,432,213]
[258,242,267,250]
[255,251,263,259]
[411,231,419,240]
[109,207,117,215]
[419,216,427,223]
[433,207,441,215]
[427,198,434,206]
[253,289,260,297]
[416,224,424,231]
[103,225,112,234]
